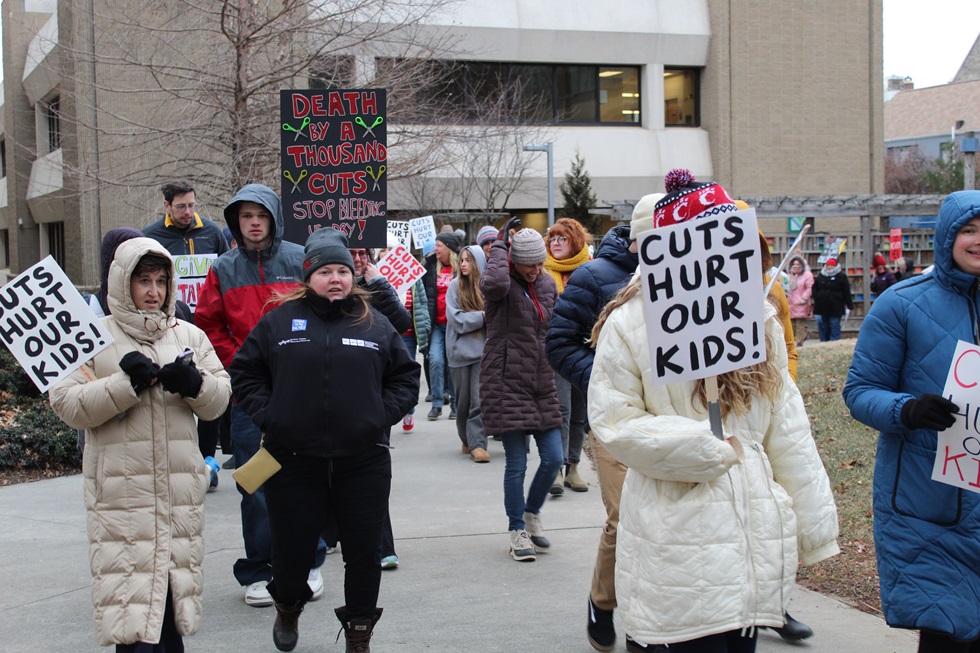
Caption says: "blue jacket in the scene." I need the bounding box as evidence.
[842,190,980,641]
[545,225,637,395]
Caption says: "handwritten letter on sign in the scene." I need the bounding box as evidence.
[377,245,426,295]
[174,254,217,313]
[637,208,765,386]
[934,340,980,493]
[0,257,114,392]
[280,88,387,248]
[410,216,437,257]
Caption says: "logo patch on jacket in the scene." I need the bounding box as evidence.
[341,338,380,351]
[278,337,311,346]
[291,319,307,331]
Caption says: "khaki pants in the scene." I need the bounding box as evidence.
[791,317,809,345]
[588,431,627,611]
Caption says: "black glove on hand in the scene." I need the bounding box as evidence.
[497,217,522,246]
[900,394,959,431]
[119,351,160,395]
[156,361,203,398]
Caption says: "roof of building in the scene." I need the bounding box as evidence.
[953,33,980,83]
[884,79,980,141]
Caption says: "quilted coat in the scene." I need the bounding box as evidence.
[49,238,231,646]
[589,297,839,645]
[843,190,980,642]
[479,239,562,436]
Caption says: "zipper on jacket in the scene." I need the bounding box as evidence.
[751,440,787,626]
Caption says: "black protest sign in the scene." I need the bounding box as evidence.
[280,89,387,247]
[637,209,766,385]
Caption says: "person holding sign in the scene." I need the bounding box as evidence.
[230,228,419,653]
[843,190,980,651]
[48,238,232,651]
[588,173,839,651]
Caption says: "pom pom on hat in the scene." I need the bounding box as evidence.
[509,228,547,265]
[873,253,887,267]
[303,228,355,280]
[653,169,738,228]
[477,225,498,246]
[436,231,462,254]
[629,193,666,240]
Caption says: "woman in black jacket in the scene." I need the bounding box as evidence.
[231,228,420,653]
[811,256,853,341]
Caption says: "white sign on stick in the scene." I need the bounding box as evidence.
[410,216,437,256]
[173,254,217,313]
[934,340,980,493]
[0,257,114,392]
[387,221,411,250]
[637,207,766,386]
[377,245,426,295]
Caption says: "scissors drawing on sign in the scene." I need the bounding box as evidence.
[282,117,311,141]
[283,169,308,194]
[355,116,384,139]
[365,165,386,192]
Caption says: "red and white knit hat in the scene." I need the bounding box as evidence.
[653,169,739,229]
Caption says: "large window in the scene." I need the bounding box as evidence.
[664,68,699,127]
[47,221,65,268]
[44,96,62,152]
[386,59,641,126]
[308,56,354,89]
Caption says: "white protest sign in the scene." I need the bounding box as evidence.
[0,256,114,393]
[173,254,217,313]
[934,340,980,493]
[817,237,846,264]
[637,207,765,386]
[410,216,437,256]
[387,221,411,250]
[377,245,426,295]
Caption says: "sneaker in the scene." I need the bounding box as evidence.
[550,469,565,496]
[402,414,414,431]
[325,546,337,555]
[523,511,550,550]
[509,530,536,562]
[245,580,274,607]
[625,634,668,652]
[204,456,220,492]
[425,391,432,402]
[448,407,457,420]
[307,567,323,601]
[380,555,399,570]
[587,596,616,652]
[221,456,236,470]
[427,407,442,421]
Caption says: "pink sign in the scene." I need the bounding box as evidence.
[377,245,425,294]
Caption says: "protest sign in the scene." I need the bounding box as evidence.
[410,216,437,256]
[387,221,411,249]
[934,340,980,493]
[377,245,426,295]
[0,257,114,393]
[637,208,765,386]
[817,237,846,264]
[173,254,217,313]
[280,88,387,247]
[890,228,903,262]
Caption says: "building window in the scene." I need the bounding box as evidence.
[308,56,354,89]
[664,68,699,127]
[0,139,6,178]
[47,221,65,268]
[0,229,8,268]
[44,95,62,152]
[599,67,640,123]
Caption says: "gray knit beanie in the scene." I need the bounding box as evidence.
[509,228,547,265]
[303,228,355,279]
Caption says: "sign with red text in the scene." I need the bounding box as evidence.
[889,228,903,262]
[174,254,217,313]
[934,340,980,494]
[637,208,765,386]
[0,257,114,392]
[377,245,426,295]
[280,89,387,247]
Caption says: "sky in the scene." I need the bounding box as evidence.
[884,0,980,89]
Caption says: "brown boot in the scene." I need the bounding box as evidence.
[564,463,588,492]
[273,602,303,652]
[470,447,490,463]
[335,606,383,653]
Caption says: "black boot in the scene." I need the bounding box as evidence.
[335,606,383,653]
[272,602,303,652]
[772,611,813,641]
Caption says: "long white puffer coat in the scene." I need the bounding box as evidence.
[49,238,231,646]
[589,297,839,646]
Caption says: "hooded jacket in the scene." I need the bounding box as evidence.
[49,238,231,646]
[195,185,305,368]
[589,296,839,645]
[843,190,980,642]
[812,262,852,317]
[446,245,487,367]
[786,255,814,320]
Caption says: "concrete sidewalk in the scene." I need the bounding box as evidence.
[0,400,917,652]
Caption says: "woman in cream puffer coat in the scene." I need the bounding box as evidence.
[589,285,839,648]
[50,238,231,648]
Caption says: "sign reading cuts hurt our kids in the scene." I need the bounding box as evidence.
[637,207,765,386]
[0,257,114,392]
[934,340,980,494]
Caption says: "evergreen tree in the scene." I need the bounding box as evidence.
[560,151,599,233]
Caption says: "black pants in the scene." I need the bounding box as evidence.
[919,630,980,653]
[265,445,391,617]
[114,586,182,653]
[666,630,756,653]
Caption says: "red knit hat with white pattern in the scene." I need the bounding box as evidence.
[653,169,739,228]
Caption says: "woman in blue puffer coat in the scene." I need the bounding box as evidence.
[843,189,980,651]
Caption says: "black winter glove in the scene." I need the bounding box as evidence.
[156,360,203,398]
[119,351,160,395]
[900,394,959,431]
[497,217,522,246]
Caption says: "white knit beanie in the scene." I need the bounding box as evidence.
[629,193,666,240]
[509,228,547,265]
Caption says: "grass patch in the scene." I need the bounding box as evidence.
[794,339,882,614]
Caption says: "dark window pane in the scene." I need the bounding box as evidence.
[511,64,553,123]
[308,56,354,89]
[556,65,597,123]
[599,67,640,123]
[47,222,65,268]
[46,96,61,152]
[664,68,699,126]
[0,140,6,178]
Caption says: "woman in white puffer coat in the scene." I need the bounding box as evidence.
[50,238,231,651]
[588,274,839,651]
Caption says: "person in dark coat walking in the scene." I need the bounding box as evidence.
[870,253,898,296]
[480,222,563,562]
[811,257,852,341]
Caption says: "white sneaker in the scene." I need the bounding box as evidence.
[308,567,324,601]
[245,580,273,607]
[509,529,536,562]
[523,511,551,550]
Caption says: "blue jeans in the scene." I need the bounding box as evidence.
[500,428,563,532]
[231,405,326,586]
[815,315,841,341]
[428,324,455,410]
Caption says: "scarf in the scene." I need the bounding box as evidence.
[544,245,590,293]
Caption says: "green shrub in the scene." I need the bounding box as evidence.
[0,347,42,406]
[0,401,81,471]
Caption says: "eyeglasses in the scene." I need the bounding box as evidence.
[171,203,196,212]
[548,236,567,246]
[140,311,178,333]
